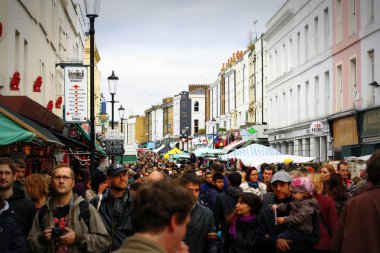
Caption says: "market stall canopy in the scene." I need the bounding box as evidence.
[222,139,245,152]
[0,104,63,146]
[237,155,317,168]
[163,147,182,159]
[173,152,190,159]
[0,95,66,132]
[345,155,372,162]
[192,147,228,157]
[152,144,165,153]
[0,113,35,145]
[158,144,172,155]
[220,144,281,160]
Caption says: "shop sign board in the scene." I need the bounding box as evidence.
[64,66,88,122]
[103,130,125,156]
[310,121,324,136]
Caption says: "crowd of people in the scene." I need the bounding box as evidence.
[0,149,379,253]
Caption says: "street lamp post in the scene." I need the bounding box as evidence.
[211,117,216,149]
[108,70,119,130]
[118,105,125,164]
[185,126,189,151]
[85,0,100,173]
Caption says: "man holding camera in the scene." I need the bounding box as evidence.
[27,163,111,253]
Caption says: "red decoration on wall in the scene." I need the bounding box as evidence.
[33,76,42,92]
[55,96,63,108]
[0,22,3,38]
[47,100,53,111]
[10,72,21,90]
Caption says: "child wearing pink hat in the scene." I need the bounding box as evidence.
[272,177,320,246]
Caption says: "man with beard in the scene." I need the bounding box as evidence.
[0,157,35,238]
[90,163,133,252]
[27,163,110,253]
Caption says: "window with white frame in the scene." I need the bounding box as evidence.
[349,0,356,36]
[305,25,309,61]
[324,7,329,49]
[314,16,319,55]
[350,57,357,107]
[368,0,374,25]
[337,65,343,111]
[336,0,342,43]
[194,101,199,112]
[325,71,330,115]
[368,50,375,105]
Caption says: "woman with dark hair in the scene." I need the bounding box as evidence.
[240,167,267,197]
[326,173,348,217]
[225,192,261,253]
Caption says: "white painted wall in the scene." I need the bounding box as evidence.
[0,0,86,116]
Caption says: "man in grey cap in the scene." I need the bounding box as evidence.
[90,164,133,252]
[258,170,319,253]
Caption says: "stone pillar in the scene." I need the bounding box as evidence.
[281,142,289,154]
[310,137,320,161]
[320,136,327,162]
[294,139,302,156]
[288,141,294,155]
[302,138,310,157]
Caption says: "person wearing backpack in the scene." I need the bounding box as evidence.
[27,163,111,253]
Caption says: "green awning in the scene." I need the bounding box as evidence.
[116,155,137,163]
[0,113,35,145]
[76,124,107,155]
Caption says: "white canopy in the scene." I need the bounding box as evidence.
[235,155,317,168]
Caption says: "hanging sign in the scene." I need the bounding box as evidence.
[310,121,324,136]
[64,66,88,122]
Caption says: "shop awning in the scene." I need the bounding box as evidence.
[75,124,107,155]
[0,105,64,146]
[223,139,245,152]
[0,113,35,145]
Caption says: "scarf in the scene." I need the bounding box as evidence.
[248,181,259,189]
[228,214,256,239]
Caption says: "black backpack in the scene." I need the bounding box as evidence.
[38,201,90,230]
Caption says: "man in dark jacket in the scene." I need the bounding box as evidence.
[90,163,133,252]
[0,157,35,238]
[0,198,29,253]
[258,171,319,253]
[213,172,242,251]
[331,150,380,253]
[179,173,219,253]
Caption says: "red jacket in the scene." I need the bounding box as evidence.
[314,194,337,250]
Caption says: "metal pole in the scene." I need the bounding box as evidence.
[111,93,115,129]
[89,16,96,174]
[212,126,215,149]
[261,33,264,124]
[120,119,123,164]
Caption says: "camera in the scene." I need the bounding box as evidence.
[51,227,64,238]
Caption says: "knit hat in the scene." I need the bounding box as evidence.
[290,177,314,195]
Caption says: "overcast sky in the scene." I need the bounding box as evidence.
[93,0,285,119]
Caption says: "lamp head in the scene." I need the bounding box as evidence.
[85,0,101,18]
[108,70,119,95]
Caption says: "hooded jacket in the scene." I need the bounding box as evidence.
[27,194,111,253]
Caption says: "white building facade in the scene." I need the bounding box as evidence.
[264,0,334,161]
[0,0,87,117]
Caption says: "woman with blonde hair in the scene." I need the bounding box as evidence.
[25,174,49,209]
[307,173,337,252]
